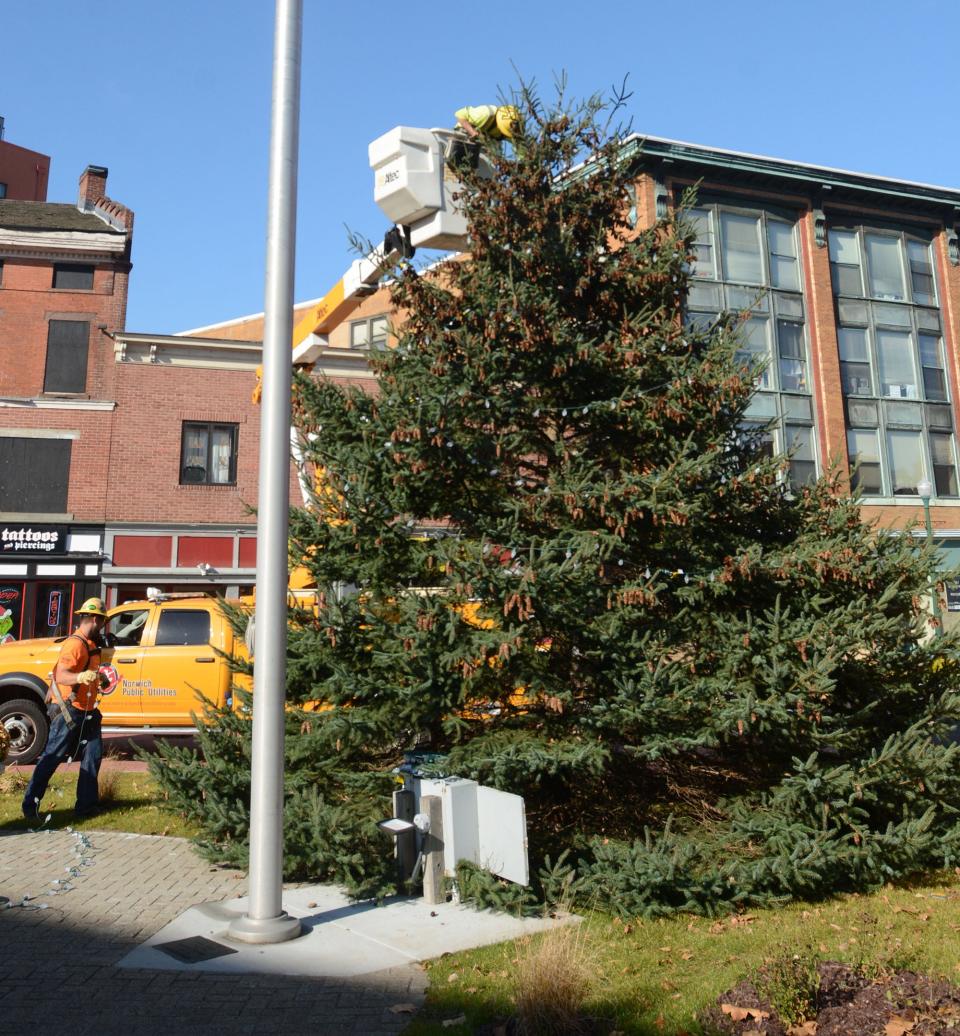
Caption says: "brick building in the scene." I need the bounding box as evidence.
[96,305,374,604]
[626,135,960,630]
[0,164,133,638]
[0,119,50,202]
[98,330,305,604]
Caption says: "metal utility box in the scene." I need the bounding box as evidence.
[368,126,471,251]
[412,776,529,886]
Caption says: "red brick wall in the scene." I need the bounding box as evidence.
[0,408,113,519]
[107,362,303,523]
[0,140,50,201]
[0,256,128,398]
[798,205,848,482]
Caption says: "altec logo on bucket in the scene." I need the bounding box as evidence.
[1,525,66,554]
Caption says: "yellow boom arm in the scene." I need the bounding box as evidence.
[252,232,408,402]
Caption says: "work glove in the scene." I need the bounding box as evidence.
[77,670,99,686]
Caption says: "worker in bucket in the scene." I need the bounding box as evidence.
[22,598,109,821]
[454,104,523,144]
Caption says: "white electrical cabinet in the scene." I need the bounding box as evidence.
[413,776,529,886]
[368,126,470,251]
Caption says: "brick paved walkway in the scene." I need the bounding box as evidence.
[0,828,426,1035]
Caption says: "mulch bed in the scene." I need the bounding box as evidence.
[700,961,960,1035]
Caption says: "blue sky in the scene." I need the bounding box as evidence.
[3,0,958,335]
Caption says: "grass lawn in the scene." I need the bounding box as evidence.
[407,874,960,1035]
[0,766,199,838]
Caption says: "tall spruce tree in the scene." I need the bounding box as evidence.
[150,82,960,912]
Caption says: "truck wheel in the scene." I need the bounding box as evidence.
[1,698,48,765]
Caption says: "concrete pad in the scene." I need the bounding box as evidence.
[117,884,577,979]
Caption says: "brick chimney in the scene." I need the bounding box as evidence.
[78,165,108,210]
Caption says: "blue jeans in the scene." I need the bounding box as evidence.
[23,706,102,814]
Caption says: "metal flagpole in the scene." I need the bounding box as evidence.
[228,0,303,945]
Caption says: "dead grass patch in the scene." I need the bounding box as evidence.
[511,918,596,1035]
[97,750,123,802]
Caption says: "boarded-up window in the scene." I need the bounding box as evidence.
[52,264,94,290]
[43,320,90,393]
[0,437,72,512]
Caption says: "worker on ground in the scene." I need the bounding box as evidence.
[454,104,523,144]
[22,598,108,820]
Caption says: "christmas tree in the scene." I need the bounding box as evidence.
[150,81,960,912]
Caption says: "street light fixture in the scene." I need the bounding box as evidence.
[916,478,943,638]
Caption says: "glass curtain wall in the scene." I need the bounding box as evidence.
[685,202,817,488]
[829,227,957,498]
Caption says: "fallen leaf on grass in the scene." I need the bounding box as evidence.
[442,1016,466,1028]
[389,1003,417,1014]
[447,972,459,983]
[730,914,757,926]
[787,1023,817,1035]
[885,1017,916,1036]
[721,1004,771,1022]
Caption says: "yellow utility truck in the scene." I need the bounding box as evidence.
[0,594,249,765]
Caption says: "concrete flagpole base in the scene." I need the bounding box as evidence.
[226,910,303,944]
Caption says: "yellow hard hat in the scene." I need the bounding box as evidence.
[76,597,108,618]
[496,105,522,139]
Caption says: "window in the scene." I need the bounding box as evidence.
[876,330,917,398]
[0,437,72,512]
[864,234,905,301]
[52,263,95,290]
[829,227,937,307]
[719,212,764,284]
[828,230,863,297]
[907,240,936,305]
[180,423,238,485]
[686,201,816,489]
[0,183,7,199]
[688,208,715,278]
[838,327,872,395]
[155,609,211,646]
[920,334,947,401]
[847,428,884,495]
[767,219,800,290]
[831,225,956,498]
[349,315,389,350]
[43,320,90,393]
[931,432,959,496]
[777,319,806,391]
[107,609,149,647]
